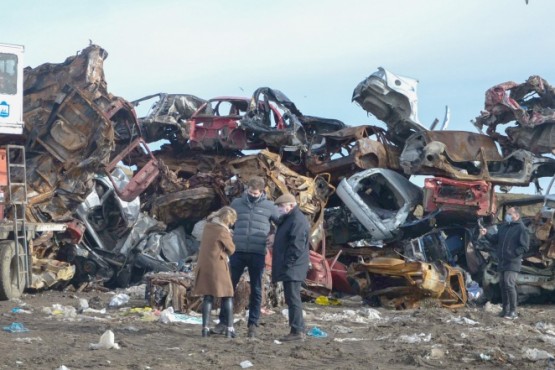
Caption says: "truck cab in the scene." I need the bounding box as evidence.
[0,43,24,135]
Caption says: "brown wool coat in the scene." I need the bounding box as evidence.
[192,221,236,297]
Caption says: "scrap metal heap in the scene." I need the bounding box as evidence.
[15,45,555,311]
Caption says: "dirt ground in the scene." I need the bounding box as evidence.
[1,288,555,370]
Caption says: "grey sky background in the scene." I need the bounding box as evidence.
[3,0,553,192]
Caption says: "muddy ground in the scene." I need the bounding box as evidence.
[1,288,555,370]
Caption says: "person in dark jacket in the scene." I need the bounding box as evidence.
[479,206,530,320]
[213,176,280,338]
[272,193,310,342]
[192,206,237,338]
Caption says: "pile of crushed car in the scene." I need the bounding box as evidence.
[11,45,555,310]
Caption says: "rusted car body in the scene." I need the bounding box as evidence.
[354,257,467,309]
[336,168,422,246]
[352,67,428,145]
[305,125,401,184]
[474,75,555,154]
[423,177,496,219]
[400,130,555,188]
[132,93,206,145]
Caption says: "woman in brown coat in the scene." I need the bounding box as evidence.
[192,206,237,338]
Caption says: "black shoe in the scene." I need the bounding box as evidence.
[202,328,210,337]
[248,325,257,338]
[498,308,509,318]
[279,332,306,342]
[504,311,518,320]
[210,323,226,335]
[225,329,236,339]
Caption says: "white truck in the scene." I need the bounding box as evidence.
[0,43,67,300]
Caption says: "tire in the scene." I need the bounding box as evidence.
[0,241,26,300]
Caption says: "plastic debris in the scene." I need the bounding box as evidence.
[89,330,120,350]
[315,296,341,306]
[240,360,254,368]
[333,338,365,342]
[15,337,42,343]
[159,307,203,325]
[109,293,130,307]
[273,340,282,344]
[3,322,29,333]
[281,308,306,319]
[11,307,32,314]
[79,299,89,310]
[446,316,479,325]
[307,326,328,338]
[318,309,381,323]
[429,347,445,360]
[483,302,502,314]
[56,366,70,370]
[523,347,554,361]
[396,333,432,344]
[331,325,352,334]
[479,353,491,361]
[42,304,77,320]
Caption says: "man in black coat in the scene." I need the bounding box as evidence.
[479,206,530,319]
[272,193,310,342]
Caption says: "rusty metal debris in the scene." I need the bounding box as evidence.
[6,45,555,311]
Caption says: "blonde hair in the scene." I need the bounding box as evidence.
[206,206,237,226]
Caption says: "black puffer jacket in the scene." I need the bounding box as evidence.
[272,206,310,282]
[231,192,280,255]
[486,220,530,272]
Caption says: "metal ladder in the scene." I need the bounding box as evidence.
[6,145,29,289]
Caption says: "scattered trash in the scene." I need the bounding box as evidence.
[89,330,120,350]
[56,366,70,370]
[42,304,78,320]
[82,307,107,315]
[15,337,42,343]
[273,340,282,344]
[315,296,341,306]
[446,316,479,325]
[536,322,555,336]
[483,302,502,314]
[159,307,203,325]
[11,307,31,314]
[3,322,29,333]
[307,326,328,338]
[109,293,130,307]
[317,309,381,323]
[333,338,365,342]
[79,299,89,310]
[479,353,492,361]
[523,347,554,361]
[331,325,352,334]
[396,333,432,344]
[240,360,254,368]
[123,284,146,298]
[428,347,445,360]
[281,308,306,320]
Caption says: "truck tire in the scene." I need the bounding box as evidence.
[0,241,26,300]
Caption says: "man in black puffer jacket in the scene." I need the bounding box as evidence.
[272,193,310,342]
[213,176,280,338]
[480,206,530,320]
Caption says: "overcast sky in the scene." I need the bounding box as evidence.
[3,0,553,192]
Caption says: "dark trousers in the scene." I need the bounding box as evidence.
[500,271,518,312]
[283,280,304,334]
[219,252,265,327]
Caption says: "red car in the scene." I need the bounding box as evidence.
[187,96,285,150]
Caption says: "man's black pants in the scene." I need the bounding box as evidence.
[283,280,304,334]
[500,270,518,312]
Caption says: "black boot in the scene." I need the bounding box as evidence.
[222,297,235,338]
[202,295,213,337]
